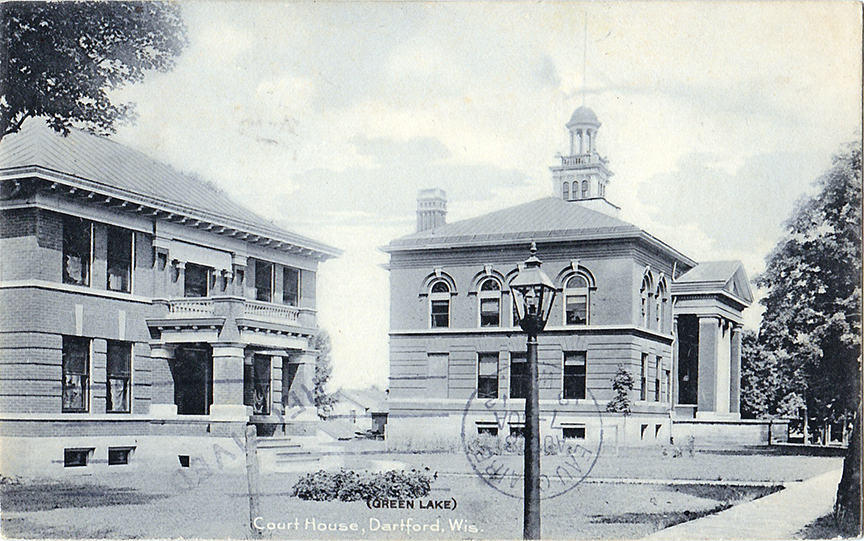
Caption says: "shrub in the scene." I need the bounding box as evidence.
[291,468,433,502]
[606,365,634,415]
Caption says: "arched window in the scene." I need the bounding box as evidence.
[581,180,589,199]
[562,182,570,200]
[640,275,652,328]
[478,278,502,327]
[564,274,589,325]
[430,280,450,328]
[655,279,668,332]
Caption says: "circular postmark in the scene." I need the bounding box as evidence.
[461,359,603,500]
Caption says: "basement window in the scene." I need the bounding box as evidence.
[475,422,498,436]
[562,425,586,440]
[64,448,93,468]
[108,447,134,466]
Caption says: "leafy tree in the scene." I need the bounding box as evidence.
[755,141,861,425]
[605,365,634,415]
[312,329,337,418]
[740,329,784,418]
[1,1,187,140]
[754,141,861,534]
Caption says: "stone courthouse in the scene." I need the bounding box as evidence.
[0,120,339,476]
[384,107,769,449]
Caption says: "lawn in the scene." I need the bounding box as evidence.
[0,446,843,540]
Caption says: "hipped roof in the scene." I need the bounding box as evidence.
[0,119,340,259]
[386,196,696,266]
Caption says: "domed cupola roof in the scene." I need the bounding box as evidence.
[566,106,600,128]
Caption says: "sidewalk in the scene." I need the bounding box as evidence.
[645,468,843,540]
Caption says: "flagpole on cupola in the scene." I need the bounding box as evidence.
[582,11,588,107]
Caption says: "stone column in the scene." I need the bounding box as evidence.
[210,343,249,420]
[715,320,732,414]
[730,325,742,416]
[569,131,575,156]
[283,351,317,421]
[671,317,679,407]
[577,129,584,154]
[696,316,718,414]
[149,344,177,418]
[174,261,186,298]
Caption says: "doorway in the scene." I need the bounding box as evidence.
[171,345,213,415]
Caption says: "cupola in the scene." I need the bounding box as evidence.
[550,106,619,217]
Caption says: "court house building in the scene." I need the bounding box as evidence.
[384,107,767,449]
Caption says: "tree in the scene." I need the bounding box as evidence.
[312,329,337,418]
[740,328,784,418]
[605,365,634,415]
[1,1,187,141]
[754,141,861,534]
[755,141,861,424]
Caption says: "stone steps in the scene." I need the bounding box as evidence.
[255,434,343,472]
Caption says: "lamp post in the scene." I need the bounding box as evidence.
[510,242,557,540]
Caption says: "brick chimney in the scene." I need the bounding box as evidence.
[416,188,447,232]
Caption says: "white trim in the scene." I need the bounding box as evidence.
[0,168,340,259]
[428,279,451,329]
[391,324,675,340]
[477,276,502,328]
[0,280,153,304]
[3,199,153,234]
[562,273,590,327]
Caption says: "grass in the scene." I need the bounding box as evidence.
[594,484,784,530]
[794,513,847,539]
[1,479,167,512]
[0,448,842,540]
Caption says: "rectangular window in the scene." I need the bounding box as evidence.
[664,369,671,403]
[640,353,648,401]
[565,294,588,325]
[255,261,273,302]
[63,216,91,286]
[282,267,300,306]
[106,226,133,293]
[480,297,500,327]
[478,353,498,399]
[562,425,586,440]
[108,447,134,466]
[64,448,93,467]
[509,353,528,399]
[431,300,449,328]
[184,263,209,297]
[563,351,587,400]
[655,356,662,402]
[106,341,131,413]
[476,422,498,436]
[62,336,89,412]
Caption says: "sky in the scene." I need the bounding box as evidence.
[110,1,863,391]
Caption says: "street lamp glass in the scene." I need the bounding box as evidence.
[511,244,557,333]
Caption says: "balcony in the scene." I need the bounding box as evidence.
[155,296,315,331]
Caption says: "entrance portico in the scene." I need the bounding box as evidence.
[671,262,752,419]
[146,295,318,426]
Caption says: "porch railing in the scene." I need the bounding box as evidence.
[243,299,301,324]
[167,298,215,317]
